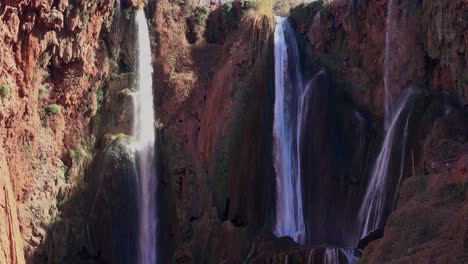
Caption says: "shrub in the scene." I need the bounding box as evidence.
[39,84,47,94]
[111,72,132,80]
[119,87,135,95]
[115,133,129,138]
[221,2,233,16]
[81,3,96,27]
[0,85,10,97]
[113,133,134,141]
[82,9,91,27]
[38,84,48,99]
[69,147,90,161]
[111,72,119,80]
[46,104,62,114]
[109,58,119,70]
[244,0,276,18]
[193,6,210,27]
[66,4,74,15]
[124,8,133,20]
[95,87,106,103]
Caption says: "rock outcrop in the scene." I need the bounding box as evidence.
[0,147,25,264]
[0,0,116,262]
[151,1,276,262]
[291,0,467,116]
[288,0,467,262]
[87,137,139,263]
[298,70,373,247]
[0,0,466,263]
[358,111,467,263]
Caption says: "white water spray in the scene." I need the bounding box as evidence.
[273,16,305,243]
[133,10,158,264]
[359,89,416,238]
[324,249,340,264]
[306,248,359,264]
[359,0,420,238]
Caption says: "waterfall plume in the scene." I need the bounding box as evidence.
[273,16,305,243]
[133,9,158,264]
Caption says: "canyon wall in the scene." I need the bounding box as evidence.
[0,148,24,264]
[150,1,276,262]
[286,0,467,262]
[0,0,116,262]
[291,0,467,115]
[2,0,278,263]
[0,0,466,263]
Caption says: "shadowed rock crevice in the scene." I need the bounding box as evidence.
[299,70,373,247]
[87,138,139,264]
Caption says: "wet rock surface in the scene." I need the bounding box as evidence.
[87,138,138,264]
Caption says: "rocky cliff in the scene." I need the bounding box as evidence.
[151,1,276,262]
[1,0,277,262]
[291,0,467,115]
[286,0,468,262]
[0,0,466,263]
[0,0,116,262]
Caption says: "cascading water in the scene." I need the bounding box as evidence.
[273,16,305,243]
[359,0,419,238]
[306,248,359,264]
[324,249,340,264]
[383,0,396,127]
[359,89,417,238]
[116,0,121,13]
[272,5,416,262]
[133,10,158,264]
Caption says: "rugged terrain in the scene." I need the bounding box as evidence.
[0,0,466,263]
[0,0,116,262]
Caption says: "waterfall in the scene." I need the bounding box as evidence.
[383,0,396,128]
[133,10,158,264]
[324,249,340,264]
[359,88,418,238]
[307,248,359,264]
[273,16,305,243]
[359,0,419,238]
[116,0,120,12]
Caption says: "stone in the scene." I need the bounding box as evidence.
[40,9,64,30]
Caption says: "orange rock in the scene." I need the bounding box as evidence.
[0,0,115,260]
[0,147,25,264]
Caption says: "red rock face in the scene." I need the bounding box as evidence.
[292,0,387,115]
[0,150,25,264]
[292,0,467,117]
[152,1,276,261]
[422,0,468,100]
[0,0,115,262]
[0,0,465,263]
[357,108,467,263]
[288,0,467,262]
